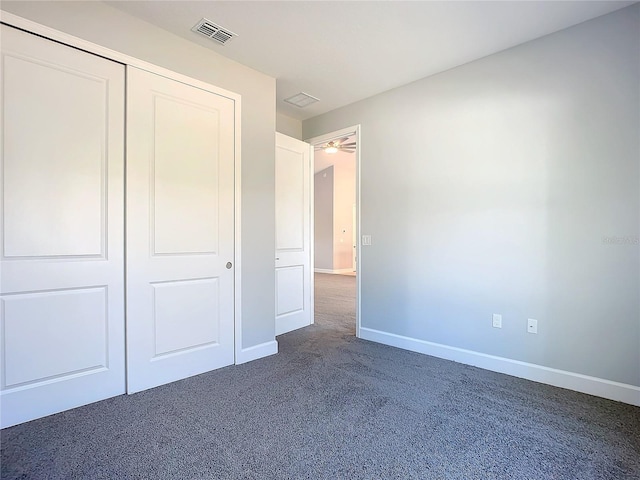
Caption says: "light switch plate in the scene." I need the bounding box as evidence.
[362,235,372,245]
[527,318,538,334]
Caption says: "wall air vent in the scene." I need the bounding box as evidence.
[192,18,237,46]
[284,92,320,108]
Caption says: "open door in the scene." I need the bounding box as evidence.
[275,133,313,335]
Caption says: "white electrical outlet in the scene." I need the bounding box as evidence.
[492,314,502,328]
[527,318,538,334]
[362,235,372,245]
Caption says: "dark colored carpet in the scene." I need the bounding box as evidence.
[1,273,639,479]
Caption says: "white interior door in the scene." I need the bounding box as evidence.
[0,25,125,428]
[275,133,312,335]
[126,67,236,394]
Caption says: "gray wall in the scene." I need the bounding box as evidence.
[304,5,640,386]
[2,1,277,349]
[276,113,302,140]
[314,167,334,270]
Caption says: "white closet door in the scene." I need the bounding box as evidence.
[126,67,236,394]
[0,25,126,428]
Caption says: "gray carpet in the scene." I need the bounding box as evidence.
[1,273,639,479]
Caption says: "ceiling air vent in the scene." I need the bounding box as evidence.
[284,92,320,108]
[192,18,237,46]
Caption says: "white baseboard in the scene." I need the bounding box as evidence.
[315,268,355,274]
[235,340,278,365]
[359,327,640,406]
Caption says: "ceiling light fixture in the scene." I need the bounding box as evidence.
[324,145,338,154]
[315,138,356,155]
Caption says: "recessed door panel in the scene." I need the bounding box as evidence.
[152,278,220,356]
[276,147,305,251]
[276,266,304,316]
[153,95,220,255]
[3,55,106,258]
[0,25,125,428]
[126,67,235,394]
[2,288,107,387]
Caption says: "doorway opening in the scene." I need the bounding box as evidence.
[306,126,361,338]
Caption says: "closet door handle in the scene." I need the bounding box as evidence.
[226,262,232,269]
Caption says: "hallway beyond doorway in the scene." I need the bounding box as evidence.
[314,273,356,335]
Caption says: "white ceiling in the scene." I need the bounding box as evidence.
[107,1,635,121]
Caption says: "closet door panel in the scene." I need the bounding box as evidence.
[0,25,125,428]
[126,67,235,394]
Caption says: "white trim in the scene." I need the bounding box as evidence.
[355,126,361,338]
[360,327,640,406]
[306,125,362,338]
[233,96,243,365]
[314,268,354,275]
[235,340,278,365]
[1,11,246,371]
[309,146,315,326]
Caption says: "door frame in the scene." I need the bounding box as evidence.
[306,125,362,338]
[0,11,244,371]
